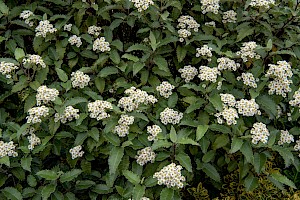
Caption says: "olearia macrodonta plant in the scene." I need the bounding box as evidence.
[0,0,300,199]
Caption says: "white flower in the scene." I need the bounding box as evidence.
[88,25,102,36]
[54,106,80,123]
[205,21,216,27]
[20,10,34,27]
[278,130,294,145]
[28,133,41,150]
[26,106,50,124]
[36,85,59,106]
[129,0,154,12]
[69,145,84,159]
[222,10,237,23]
[0,141,18,157]
[23,55,46,68]
[290,88,300,109]
[217,57,240,71]
[93,37,111,52]
[196,45,213,61]
[160,108,183,125]
[177,15,200,42]
[153,163,186,189]
[250,122,270,144]
[250,0,275,9]
[236,41,260,62]
[0,62,18,78]
[135,147,156,166]
[198,66,220,83]
[71,71,90,88]
[35,20,57,38]
[64,24,72,31]
[147,125,162,141]
[200,0,220,14]
[215,107,239,125]
[178,65,198,83]
[88,100,113,120]
[156,81,175,98]
[220,93,236,107]
[235,99,261,116]
[237,72,258,88]
[68,35,82,47]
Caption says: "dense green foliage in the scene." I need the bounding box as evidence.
[0,0,300,199]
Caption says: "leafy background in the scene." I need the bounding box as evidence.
[0,0,300,199]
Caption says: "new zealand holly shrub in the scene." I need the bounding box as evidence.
[0,0,300,199]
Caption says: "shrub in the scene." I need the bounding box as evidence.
[0,0,300,199]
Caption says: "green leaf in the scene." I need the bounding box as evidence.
[110,49,120,64]
[95,77,105,93]
[126,44,151,52]
[170,126,177,143]
[36,67,49,84]
[41,183,56,200]
[88,127,99,142]
[256,95,277,119]
[270,172,296,189]
[202,163,220,182]
[253,153,266,174]
[149,31,157,51]
[122,170,140,185]
[240,142,254,164]
[55,68,68,82]
[229,136,244,153]
[152,140,172,150]
[64,97,87,107]
[2,187,22,200]
[76,180,95,190]
[21,156,32,172]
[176,152,192,172]
[196,125,209,141]
[160,188,174,200]
[209,94,223,112]
[99,66,119,77]
[176,46,187,63]
[0,0,9,15]
[0,156,10,167]
[121,53,139,62]
[202,150,215,163]
[177,138,200,146]
[236,27,255,42]
[60,169,82,183]
[132,184,145,200]
[153,56,169,72]
[213,134,229,150]
[108,147,124,175]
[27,175,37,187]
[14,48,25,61]
[36,170,60,180]
[133,62,145,76]
[244,173,258,191]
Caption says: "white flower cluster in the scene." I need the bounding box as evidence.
[160,108,183,125]
[128,198,150,200]
[88,100,113,120]
[222,10,237,23]
[64,24,72,31]
[23,55,46,68]
[135,147,156,166]
[200,0,220,14]
[69,145,84,159]
[290,89,300,108]
[93,37,111,52]
[294,139,300,157]
[147,125,162,141]
[278,130,294,145]
[250,0,275,9]
[220,93,236,107]
[55,106,80,123]
[235,99,261,116]
[198,66,221,83]
[88,25,102,36]
[71,71,90,88]
[156,81,175,98]
[68,35,82,47]
[129,0,154,12]
[236,41,260,62]
[27,133,41,150]
[237,72,258,88]
[250,122,270,144]
[0,62,18,78]
[196,45,213,61]
[266,61,293,97]
[36,85,59,106]
[177,15,200,42]
[118,87,157,112]
[35,20,57,38]
[217,57,240,71]
[153,163,185,189]
[0,141,18,157]
[205,21,216,27]
[22,127,35,136]
[26,106,50,124]
[19,10,34,27]
[178,65,198,83]
[114,115,134,137]
[215,107,239,125]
